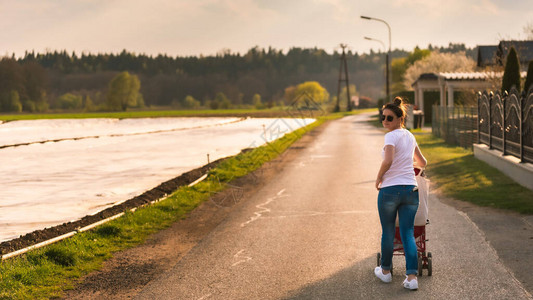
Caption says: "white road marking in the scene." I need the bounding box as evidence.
[310,155,333,159]
[295,154,332,169]
[197,293,212,300]
[240,189,287,227]
[231,249,252,267]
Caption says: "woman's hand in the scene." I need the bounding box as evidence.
[376,145,394,191]
[375,177,382,190]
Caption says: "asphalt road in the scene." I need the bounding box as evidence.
[135,114,531,299]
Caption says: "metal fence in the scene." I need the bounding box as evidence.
[432,88,533,164]
[478,89,533,164]
[432,105,478,150]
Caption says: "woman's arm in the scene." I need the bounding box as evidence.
[414,145,427,168]
[375,145,394,190]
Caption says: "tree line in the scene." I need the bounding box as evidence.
[0,44,475,113]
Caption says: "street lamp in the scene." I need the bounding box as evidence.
[364,36,386,52]
[361,15,391,102]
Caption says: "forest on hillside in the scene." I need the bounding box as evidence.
[0,43,476,113]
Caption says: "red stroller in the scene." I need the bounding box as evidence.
[376,168,433,276]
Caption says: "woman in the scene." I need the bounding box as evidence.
[374,97,427,290]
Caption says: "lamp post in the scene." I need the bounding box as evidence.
[361,15,391,102]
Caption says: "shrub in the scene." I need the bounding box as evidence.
[253,94,264,109]
[0,90,22,112]
[56,93,82,110]
[501,47,521,93]
[183,95,200,109]
[22,100,36,112]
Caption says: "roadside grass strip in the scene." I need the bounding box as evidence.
[414,133,533,214]
[0,113,355,299]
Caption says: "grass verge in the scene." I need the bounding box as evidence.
[368,113,533,214]
[0,112,352,299]
[415,133,533,214]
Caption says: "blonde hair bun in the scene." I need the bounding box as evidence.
[393,97,403,106]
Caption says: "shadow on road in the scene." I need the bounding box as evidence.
[281,255,435,299]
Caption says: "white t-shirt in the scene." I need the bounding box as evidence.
[381,128,417,188]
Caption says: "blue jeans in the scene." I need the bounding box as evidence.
[378,185,419,275]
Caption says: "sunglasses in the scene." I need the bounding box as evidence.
[381,115,395,122]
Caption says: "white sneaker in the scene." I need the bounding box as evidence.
[374,266,392,283]
[403,276,418,290]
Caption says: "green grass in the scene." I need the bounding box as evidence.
[0,112,358,299]
[414,133,533,214]
[0,108,283,121]
[368,113,533,214]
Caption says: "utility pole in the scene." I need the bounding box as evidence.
[335,44,352,112]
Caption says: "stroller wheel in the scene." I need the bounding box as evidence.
[427,252,433,276]
[417,255,423,276]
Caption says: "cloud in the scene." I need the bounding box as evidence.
[489,0,533,12]
[1,0,532,57]
[390,0,500,17]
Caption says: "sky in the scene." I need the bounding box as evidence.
[1,0,532,58]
